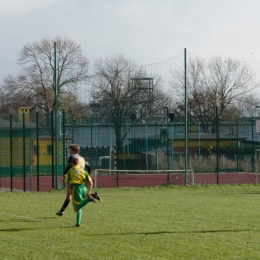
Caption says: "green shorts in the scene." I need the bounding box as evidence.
[71,185,87,206]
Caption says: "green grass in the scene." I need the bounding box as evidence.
[1,185,260,260]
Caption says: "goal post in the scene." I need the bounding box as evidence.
[93,169,194,188]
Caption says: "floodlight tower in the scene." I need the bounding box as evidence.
[131,77,154,121]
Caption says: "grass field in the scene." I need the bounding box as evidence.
[1,185,260,260]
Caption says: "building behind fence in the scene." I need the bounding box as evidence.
[1,109,260,191]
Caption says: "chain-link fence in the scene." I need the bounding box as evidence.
[1,111,260,191]
[65,117,260,185]
[0,110,65,191]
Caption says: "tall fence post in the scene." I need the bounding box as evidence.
[36,112,40,191]
[62,110,66,172]
[10,114,13,191]
[252,117,255,172]
[216,106,219,184]
[54,42,59,190]
[23,113,26,192]
[51,111,54,188]
[184,48,188,184]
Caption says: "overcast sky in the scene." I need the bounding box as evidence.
[1,0,260,82]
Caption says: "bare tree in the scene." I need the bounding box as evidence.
[0,88,18,114]
[59,93,92,122]
[1,36,89,114]
[91,54,170,168]
[236,94,260,118]
[171,56,258,132]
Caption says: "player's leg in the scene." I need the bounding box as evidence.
[56,183,71,216]
[72,185,89,226]
[56,197,70,216]
[91,192,102,202]
[74,186,96,212]
[75,186,84,226]
[75,209,82,227]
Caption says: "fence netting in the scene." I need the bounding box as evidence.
[1,111,260,191]
[0,111,65,191]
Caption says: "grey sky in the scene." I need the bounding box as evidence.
[1,0,260,83]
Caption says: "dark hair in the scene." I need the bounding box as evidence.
[69,144,80,153]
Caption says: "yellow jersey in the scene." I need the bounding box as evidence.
[67,165,92,186]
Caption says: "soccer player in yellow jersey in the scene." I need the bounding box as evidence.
[56,144,101,217]
[67,157,94,227]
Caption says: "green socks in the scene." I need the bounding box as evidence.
[76,209,82,226]
[75,198,89,212]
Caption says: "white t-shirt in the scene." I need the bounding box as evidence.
[71,154,85,169]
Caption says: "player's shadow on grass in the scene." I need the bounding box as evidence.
[84,229,260,236]
[1,226,259,234]
[0,219,42,223]
[0,225,72,232]
[242,192,260,195]
[0,228,35,232]
[0,216,57,223]
[131,229,260,235]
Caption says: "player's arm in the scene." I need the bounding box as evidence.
[65,182,71,199]
[62,156,73,177]
[85,162,91,175]
[85,172,93,197]
[65,171,71,199]
[85,180,93,198]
